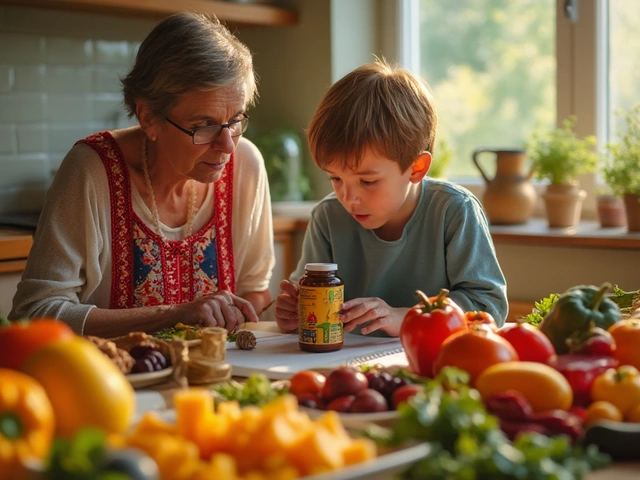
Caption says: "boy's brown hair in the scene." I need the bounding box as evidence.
[307,60,437,172]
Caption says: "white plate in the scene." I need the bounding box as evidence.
[302,407,400,428]
[304,442,430,480]
[126,367,173,389]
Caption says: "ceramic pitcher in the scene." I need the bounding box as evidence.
[472,148,537,225]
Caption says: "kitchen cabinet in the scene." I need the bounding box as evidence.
[0,230,32,317]
[0,0,299,27]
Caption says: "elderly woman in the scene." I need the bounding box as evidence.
[9,12,275,337]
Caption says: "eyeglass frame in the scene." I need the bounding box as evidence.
[165,114,249,145]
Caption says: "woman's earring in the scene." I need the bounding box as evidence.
[149,133,157,142]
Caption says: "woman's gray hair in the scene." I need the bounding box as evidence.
[122,12,257,119]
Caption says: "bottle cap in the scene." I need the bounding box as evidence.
[305,263,338,272]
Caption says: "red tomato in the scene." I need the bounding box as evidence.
[0,319,74,370]
[497,321,556,363]
[289,370,327,397]
[464,311,498,331]
[399,289,467,378]
[434,326,519,385]
[391,384,423,409]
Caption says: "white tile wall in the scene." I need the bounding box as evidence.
[0,6,155,214]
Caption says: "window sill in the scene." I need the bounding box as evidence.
[490,219,640,250]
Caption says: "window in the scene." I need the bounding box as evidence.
[416,0,556,179]
[604,0,640,145]
[398,0,640,212]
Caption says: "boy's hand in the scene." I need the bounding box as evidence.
[275,280,299,332]
[339,297,409,337]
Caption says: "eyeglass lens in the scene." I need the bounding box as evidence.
[193,117,249,144]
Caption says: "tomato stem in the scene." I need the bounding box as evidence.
[415,290,433,312]
[590,283,611,312]
[414,289,450,313]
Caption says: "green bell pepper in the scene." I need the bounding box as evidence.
[539,283,621,354]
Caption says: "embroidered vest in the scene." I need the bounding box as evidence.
[78,132,235,309]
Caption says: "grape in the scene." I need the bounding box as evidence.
[129,346,153,360]
[383,376,407,400]
[147,350,168,369]
[131,358,154,373]
[143,353,162,371]
[366,373,387,394]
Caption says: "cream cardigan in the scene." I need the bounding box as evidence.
[9,136,275,334]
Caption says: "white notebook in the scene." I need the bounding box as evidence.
[226,331,407,380]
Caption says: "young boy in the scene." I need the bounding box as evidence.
[275,60,508,337]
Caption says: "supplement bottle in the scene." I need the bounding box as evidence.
[298,263,344,352]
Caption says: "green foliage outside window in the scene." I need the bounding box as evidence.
[603,103,640,196]
[419,0,555,178]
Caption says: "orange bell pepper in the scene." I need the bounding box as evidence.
[0,369,55,476]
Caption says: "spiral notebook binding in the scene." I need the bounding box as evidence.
[346,347,405,366]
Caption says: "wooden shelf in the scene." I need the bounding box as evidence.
[490,218,640,250]
[0,0,299,27]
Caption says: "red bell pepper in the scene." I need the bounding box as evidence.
[399,289,467,378]
[547,354,618,407]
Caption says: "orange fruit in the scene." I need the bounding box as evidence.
[625,404,640,423]
[585,400,623,424]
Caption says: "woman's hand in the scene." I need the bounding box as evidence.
[339,297,409,337]
[176,291,258,332]
[275,280,299,332]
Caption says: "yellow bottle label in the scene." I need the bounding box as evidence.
[298,285,344,346]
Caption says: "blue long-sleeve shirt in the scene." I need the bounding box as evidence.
[289,178,509,330]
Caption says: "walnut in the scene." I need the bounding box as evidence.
[85,335,135,374]
[235,330,257,350]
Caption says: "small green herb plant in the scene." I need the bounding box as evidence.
[527,116,597,185]
[520,293,560,327]
[602,103,640,196]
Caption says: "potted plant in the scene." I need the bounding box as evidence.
[595,186,626,228]
[250,128,311,202]
[602,103,640,232]
[527,116,597,228]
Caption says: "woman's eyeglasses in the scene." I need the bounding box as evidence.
[165,114,249,145]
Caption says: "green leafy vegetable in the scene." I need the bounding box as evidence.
[611,285,639,314]
[520,294,560,327]
[45,428,130,480]
[366,367,610,480]
[211,374,287,407]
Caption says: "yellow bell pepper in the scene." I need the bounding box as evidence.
[23,336,135,438]
[591,365,640,415]
[0,369,55,476]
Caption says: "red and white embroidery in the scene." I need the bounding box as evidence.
[77,132,236,309]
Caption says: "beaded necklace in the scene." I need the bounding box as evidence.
[140,135,198,240]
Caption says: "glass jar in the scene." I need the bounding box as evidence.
[298,263,344,353]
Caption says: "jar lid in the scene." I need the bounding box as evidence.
[305,263,338,272]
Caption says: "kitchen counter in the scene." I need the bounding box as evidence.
[0,228,33,274]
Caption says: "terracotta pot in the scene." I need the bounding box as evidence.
[596,195,626,228]
[623,193,640,232]
[472,148,537,225]
[542,184,586,228]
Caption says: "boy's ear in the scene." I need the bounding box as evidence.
[410,151,432,182]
